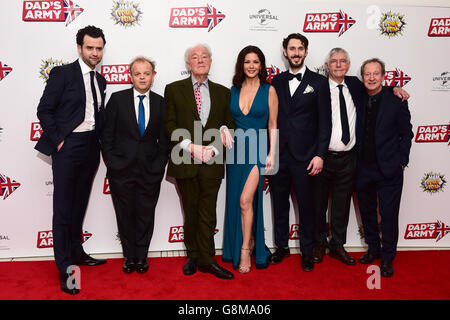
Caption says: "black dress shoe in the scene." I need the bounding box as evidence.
[312,245,327,263]
[183,258,198,275]
[198,263,234,279]
[380,260,394,277]
[358,251,380,264]
[301,255,314,272]
[59,273,80,295]
[136,259,149,273]
[268,247,290,264]
[329,247,356,265]
[74,253,107,266]
[123,258,136,273]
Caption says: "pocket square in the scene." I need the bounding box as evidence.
[303,85,314,94]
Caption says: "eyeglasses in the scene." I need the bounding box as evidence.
[329,59,348,65]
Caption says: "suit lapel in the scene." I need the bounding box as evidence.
[145,91,160,136]
[205,80,217,128]
[180,77,201,121]
[375,88,388,131]
[95,72,106,108]
[278,72,292,114]
[73,61,86,107]
[125,88,141,137]
[291,68,311,103]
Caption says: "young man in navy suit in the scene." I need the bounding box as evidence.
[356,58,413,277]
[35,26,107,295]
[101,57,169,275]
[268,33,332,271]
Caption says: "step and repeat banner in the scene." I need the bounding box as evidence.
[0,0,449,258]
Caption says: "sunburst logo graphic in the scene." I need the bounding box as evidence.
[314,65,329,77]
[111,0,143,28]
[39,58,68,82]
[420,172,447,194]
[379,11,406,37]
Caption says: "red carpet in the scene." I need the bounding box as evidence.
[0,250,449,300]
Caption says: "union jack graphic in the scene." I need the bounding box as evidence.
[64,0,84,26]
[266,65,280,84]
[206,4,225,32]
[338,10,356,37]
[0,61,12,81]
[392,68,411,87]
[263,176,270,194]
[435,220,450,242]
[0,173,21,200]
[82,231,92,243]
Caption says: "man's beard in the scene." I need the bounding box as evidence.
[287,56,305,69]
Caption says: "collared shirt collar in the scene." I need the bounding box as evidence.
[191,75,209,88]
[133,88,150,99]
[78,57,98,75]
[329,77,347,89]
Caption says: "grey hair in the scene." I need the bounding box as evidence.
[184,44,212,62]
[129,56,156,73]
[325,47,350,65]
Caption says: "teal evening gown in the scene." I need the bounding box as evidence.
[222,83,271,270]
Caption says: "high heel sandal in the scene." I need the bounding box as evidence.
[239,248,252,274]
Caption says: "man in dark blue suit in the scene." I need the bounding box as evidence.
[356,58,413,277]
[269,33,332,271]
[35,26,107,294]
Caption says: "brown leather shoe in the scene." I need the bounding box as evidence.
[301,255,314,272]
[329,247,356,265]
[312,245,326,263]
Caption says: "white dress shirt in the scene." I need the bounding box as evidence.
[133,88,150,130]
[288,65,306,97]
[73,58,102,132]
[328,78,356,152]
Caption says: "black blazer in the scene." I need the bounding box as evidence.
[344,75,365,110]
[271,68,332,162]
[356,87,413,178]
[101,88,169,177]
[35,60,106,156]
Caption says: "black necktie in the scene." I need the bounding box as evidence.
[89,71,99,125]
[287,73,302,81]
[337,84,350,145]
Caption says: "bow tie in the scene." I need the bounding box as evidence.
[287,73,302,81]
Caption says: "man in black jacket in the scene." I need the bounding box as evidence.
[355,58,413,277]
[101,57,169,275]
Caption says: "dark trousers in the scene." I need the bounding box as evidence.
[269,148,315,256]
[176,168,222,266]
[314,150,356,249]
[51,131,100,274]
[356,162,404,262]
[108,163,162,260]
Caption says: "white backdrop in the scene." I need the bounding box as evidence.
[0,0,449,259]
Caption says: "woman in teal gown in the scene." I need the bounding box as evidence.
[222,46,278,273]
